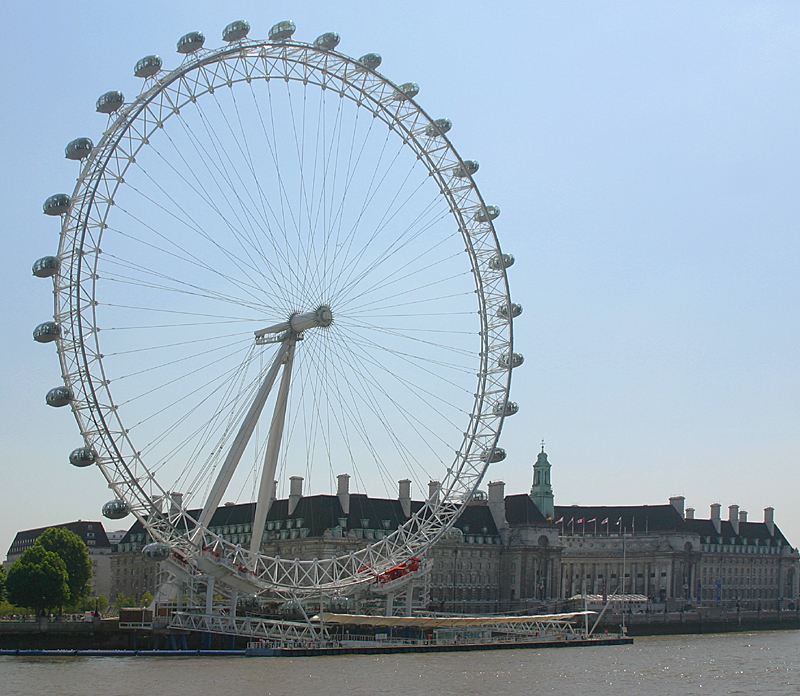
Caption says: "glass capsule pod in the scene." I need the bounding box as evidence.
[134,55,162,78]
[142,542,171,562]
[493,401,519,417]
[42,194,71,216]
[33,321,60,343]
[314,32,340,50]
[96,90,125,114]
[46,386,73,407]
[357,53,382,71]
[489,253,515,271]
[498,352,524,369]
[223,19,250,42]
[393,82,419,100]
[69,447,96,468]
[475,205,500,223]
[269,20,296,41]
[65,137,94,161]
[32,256,60,278]
[452,160,479,178]
[497,302,522,320]
[102,499,130,520]
[486,447,506,463]
[177,31,205,54]
[425,118,452,137]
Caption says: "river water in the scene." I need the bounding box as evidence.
[1,631,798,696]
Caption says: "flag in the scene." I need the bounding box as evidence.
[615,516,622,526]
[576,518,584,524]
[555,517,564,524]
[601,518,608,525]
[586,518,596,524]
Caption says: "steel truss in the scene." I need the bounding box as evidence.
[49,26,517,599]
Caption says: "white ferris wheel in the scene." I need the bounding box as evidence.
[34,19,522,600]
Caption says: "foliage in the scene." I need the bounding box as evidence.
[6,546,69,614]
[35,527,93,604]
[113,592,136,610]
[0,563,6,603]
[140,591,154,607]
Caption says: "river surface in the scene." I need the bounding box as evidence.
[1,631,798,696]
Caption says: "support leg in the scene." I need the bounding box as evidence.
[192,341,289,540]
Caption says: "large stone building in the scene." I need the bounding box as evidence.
[4,520,113,598]
[110,450,799,612]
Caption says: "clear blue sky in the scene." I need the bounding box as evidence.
[1,1,798,555]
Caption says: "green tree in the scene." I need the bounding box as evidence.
[0,563,7,603]
[6,546,69,615]
[35,527,93,604]
[140,591,154,607]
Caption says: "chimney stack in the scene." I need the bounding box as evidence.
[764,507,775,536]
[289,476,303,515]
[685,507,695,519]
[710,503,721,533]
[739,510,748,523]
[487,480,507,531]
[669,496,685,519]
[337,474,350,515]
[399,479,411,517]
[729,505,739,535]
[428,480,441,504]
[271,480,278,504]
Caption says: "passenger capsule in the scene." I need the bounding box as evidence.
[32,256,60,278]
[102,499,130,520]
[65,137,94,161]
[393,82,419,101]
[485,447,507,463]
[177,31,205,54]
[269,20,296,41]
[425,118,452,137]
[453,160,479,178]
[46,386,73,408]
[69,447,96,468]
[489,253,515,271]
[493,401,519,417]
[357,53,382,71]
[96,90,125,114]
[497,302,522,320]
[142,542,171,562]
[134,55,162,78]
[475,205,500,223]
[43,194,71,216]
[314,32,340,50]
[223,19,250,42]
[498,352,524,369]
[33,321,60,343]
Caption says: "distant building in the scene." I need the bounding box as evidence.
[5,520,113,598]
[110,449,799,612]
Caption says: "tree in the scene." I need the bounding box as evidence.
[140,591,154,608]
[35,527,93,605]
[6,546,69,615]
[0,563,7,603]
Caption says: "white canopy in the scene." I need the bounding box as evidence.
[312,611,595,628]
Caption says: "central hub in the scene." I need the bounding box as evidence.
[289,304,333,333]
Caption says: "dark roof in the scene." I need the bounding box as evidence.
[553,505,684,533]
[7,520,111,557]
[119,493,499,543]
[505,494,547,525]
[683,518,789,546]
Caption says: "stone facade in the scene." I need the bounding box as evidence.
[108,451,800,612]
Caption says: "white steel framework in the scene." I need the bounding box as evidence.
[40,21,520,599]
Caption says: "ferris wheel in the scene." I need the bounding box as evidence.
[34,19,523,597]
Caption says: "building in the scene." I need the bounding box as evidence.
[5,520,113,599]
[110,449,800,612]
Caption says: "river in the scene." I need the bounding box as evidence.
[1,631,798,695]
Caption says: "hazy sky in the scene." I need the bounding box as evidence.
[1,1,798,555]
